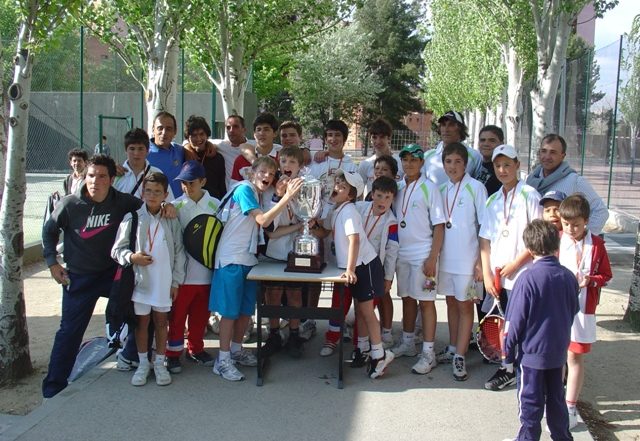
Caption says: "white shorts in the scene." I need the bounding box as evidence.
[396,260,436,301]
[134,302,171,316]
[437,271,479,302]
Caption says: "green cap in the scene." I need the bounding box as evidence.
[399,144,424,159]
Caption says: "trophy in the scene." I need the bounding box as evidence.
[285,174,326,273]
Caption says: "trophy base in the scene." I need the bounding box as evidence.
[284,252,326,273]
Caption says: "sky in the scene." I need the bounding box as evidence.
[594,0,639,49]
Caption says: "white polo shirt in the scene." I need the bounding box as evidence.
[421,141,484,186]
[172,190,221,284]
[265,200,299,261]
[394,176,446,262]
[438,174,487,275]
[357,152,404,192]
[331,202,377,269]
[212,139,255,188]
[309,154,358,220]
[479,180,542,290]
[113,160,174,201]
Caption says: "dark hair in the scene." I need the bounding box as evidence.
[541,133,567,154]
[143,171,169,192]
[279,146,304,165]
[227,114,245,128]
[87,154,117,178]
[374,154,399,177]
[253,112,279,132]
[324,119,349,141]
[438,115,468,141]
[153,111,177,131]
[559,194,590,221]
[68,148,88,162]
[479,125,504,143]
[371,176,398,196]
[442,142,469,166]
[124,128,150,150]
[279,120,302,136]
[523,219,560,256]
[335,174,357,202]
[185,115,211,138]
[368,118,392,138]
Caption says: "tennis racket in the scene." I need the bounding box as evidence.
[183,213,224,270]
[476,297,505,364]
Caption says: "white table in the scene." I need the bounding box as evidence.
[247,260,348,388]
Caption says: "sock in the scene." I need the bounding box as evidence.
[370,343,384,360]
[422,341,434,353]
[447,345,457,353]
[327,324,341,333]
[503,362,514,373]
[566,400,577,411]
[381,327,392,337]
[402,331,415,344]
[454,354,465,360]
[138,352,149,367]
[154,354,166,365]
[218,350,231,362]
[357,336,370,352]
[230,341,242,354]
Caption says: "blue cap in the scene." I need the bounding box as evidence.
[539,190,567,206]
[175,160,206,181]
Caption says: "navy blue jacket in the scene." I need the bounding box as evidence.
[504,255,579,369]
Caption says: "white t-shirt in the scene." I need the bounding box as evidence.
[330,202,377,269]
[479,180,542,290]
[113,160,174,201]
[438,174,487,275]
[309,154,358,220]
[394,177,446,262]
[421,141,484,186]
[265,200,299,261]
[355,201,399,281]
[172,190,221,284]
[214,182,261,268]
[212,139,255,188]
[131,213,172,308]
[357,152,404,193]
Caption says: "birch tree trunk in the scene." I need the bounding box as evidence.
[0,37,6,203]
[467,111,476,145]
[503,42,525,147]
[0,23,33,384]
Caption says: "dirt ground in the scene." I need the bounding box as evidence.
[2,255,639,440]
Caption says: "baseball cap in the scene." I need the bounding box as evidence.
[335,170,365,198]
[539,190,567,206]
[491,144,518,161]
[399,144,424,159]
[438,110,465,126]
[175,160,206,181]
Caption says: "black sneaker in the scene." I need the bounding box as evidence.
[285,334,304,359]
[166,356,182,374]
[260,333,283,358]
[350,348,370,368]
[484,367,516,391]
[187,351,215,366]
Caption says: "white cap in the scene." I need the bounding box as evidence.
[336,170,365,198]
[492,144,518,161]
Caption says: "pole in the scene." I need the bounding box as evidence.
[181,48,185,136]
[606,36,624,208]
[211,76,217,137]
[559,62,566,137]
[98,115,103,153]
[580,48,593,175]
[80,23,84,150]
[140,67,144,130]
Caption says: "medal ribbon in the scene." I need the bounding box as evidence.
[364,205,382,239]
[400,179,419,225]
[445,180,462,226]
[147,219,160,253]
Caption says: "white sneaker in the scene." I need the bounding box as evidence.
[116,352,139,371]
[231,348,257,366]
[381,333,394,349]
[213,358,245,381]
[435,347,455,364]
[299,320,317,341]
[452,355,468,381]
[153,363,172,386]
[207,314,221,335]
[391,341,418,358]
[319,340,337,357]
[412,351,436,375]
[368,350,395,379]
[131,364,150,386]
[568,407,578,429]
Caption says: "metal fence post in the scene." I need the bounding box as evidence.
[606,35,624,209]
[80,24,84,150]
[580,48,593,175]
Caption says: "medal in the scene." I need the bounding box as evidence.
[445,180,462,231]
[400,179,418,231]
[400,220,406,228]
[502,229,509,237]
[446,221,452,229]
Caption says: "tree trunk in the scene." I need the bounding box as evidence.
[467,111,476,145]
[145,37,179,132]
[0,23,33,385]
[216,43,247,120]
[0,36,6,203]
[624,221,640,331]
[503,42,524,147]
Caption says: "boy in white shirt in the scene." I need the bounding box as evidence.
[165,161,221,373]
[357,118,403,192]
[391,144,446,376]
[209,156,302,381]
[111,173,186,386]
[435,143,487,381]
[315,171,394,378]
[479,144,541,391]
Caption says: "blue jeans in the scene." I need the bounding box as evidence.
[42,270,115,398]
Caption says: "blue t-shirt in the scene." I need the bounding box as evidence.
[233,182,260,214]
[147,139,185,196]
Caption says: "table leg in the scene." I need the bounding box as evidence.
[256,282,264,386]
[338,283,344,389]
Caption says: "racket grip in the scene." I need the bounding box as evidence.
[494,267,502,292]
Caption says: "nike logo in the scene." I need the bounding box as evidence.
[78,225,111,239]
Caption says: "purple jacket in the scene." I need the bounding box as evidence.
[503,255,579,369]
